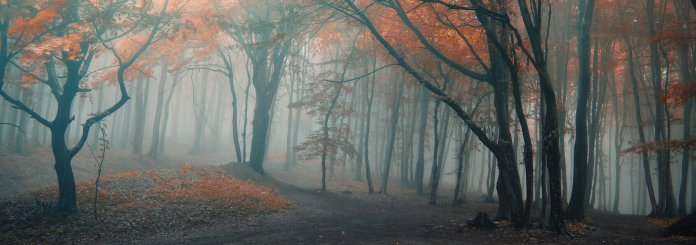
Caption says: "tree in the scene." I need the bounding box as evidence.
[0,0,171,212]
[212,0,323,174]
[566,0,596,221]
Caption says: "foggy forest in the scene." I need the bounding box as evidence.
[0,0,695,243]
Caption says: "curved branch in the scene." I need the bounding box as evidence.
[391,0,489,82]
[0,122,26,134]
[0,86,52,127]
[342,0,502,160]
[323,64,398,83]
[71,0,170,157]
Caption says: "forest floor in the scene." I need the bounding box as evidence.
[0,147,693,244]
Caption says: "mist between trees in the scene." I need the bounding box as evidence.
[0,0,695,237]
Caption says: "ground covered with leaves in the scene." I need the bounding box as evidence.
[0,164,287,244]
[1,149,693,244]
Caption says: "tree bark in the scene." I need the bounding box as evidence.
[148,64,168,160]
[625,36,659,213]
[567,0,596,221]
[415,86,430,194]
[380,79,404,194]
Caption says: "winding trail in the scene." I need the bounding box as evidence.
[146,179,479,244]
[138,164,678,245]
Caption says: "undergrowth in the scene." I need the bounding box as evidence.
[0,163,288,244]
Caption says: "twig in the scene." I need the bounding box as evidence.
[86,121,109,221]
[0,123,26,134]
[322,64,398,83]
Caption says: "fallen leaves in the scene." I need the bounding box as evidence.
[0,164,288,244]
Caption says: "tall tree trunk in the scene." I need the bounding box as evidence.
[567,0,596,220]
[285,74,296,169]
[15,87,30,153]
[429,99,442,205]
[362,57,377,193]
[415,86,430,194]
[453,128,472,205]
[132,77,148,156]
[625,36,659,213]
[219,50,243,163]
[148,64,168,160]
[611,78,626,214]
[676,12,692,216]
[380,79,404,195]
[190,71,210,155]
[321,85,342,191]
[158,75,181,155]
[646,0,676,218]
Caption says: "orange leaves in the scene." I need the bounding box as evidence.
[364,0,487,70]
[7,7,60,38]
[662,83,696,108]
[142,164,288,211]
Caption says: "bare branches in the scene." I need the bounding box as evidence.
[323,64,398,83]
[341,0,503,159]
[0,122,26,134]
[72,0,171,157]
[0,86,52,127]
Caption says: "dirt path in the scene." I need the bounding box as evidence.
[143,178,487,244]
[140,174,685,244]
[582,211,676,244]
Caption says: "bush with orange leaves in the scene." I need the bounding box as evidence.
[143,164,288,211]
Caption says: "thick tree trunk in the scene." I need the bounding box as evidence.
[677,39,692,217]
[646,0,677,218]
[567,0,596,220]
[52,125,77,212]
[249,91,273,174]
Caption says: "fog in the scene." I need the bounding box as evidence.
[0,0,695,243]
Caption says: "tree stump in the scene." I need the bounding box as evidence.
[467,212,496,229]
